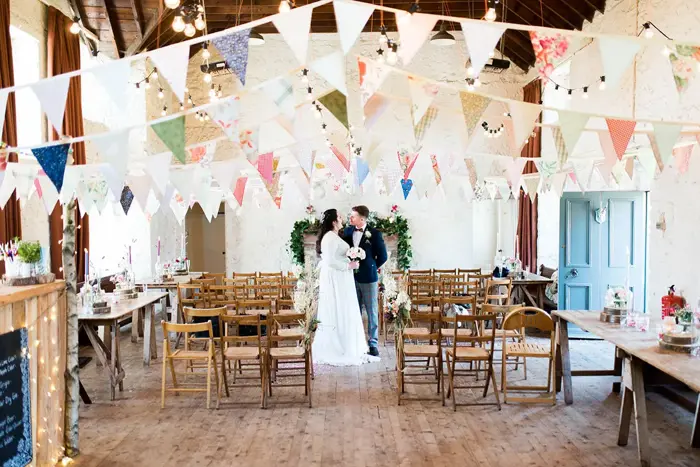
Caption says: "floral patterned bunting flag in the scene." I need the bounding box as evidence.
[212,29,251,85]
[400,178,413,200]
[530,32,569,81]
[414,106,439,144]
[668,45,700,95]
[119,185,134,215]
[430,154,442,186]
[31,143,70,193]
[233,176,247,206]
[397,149,419,180]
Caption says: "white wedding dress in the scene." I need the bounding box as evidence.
[312,231,381,366]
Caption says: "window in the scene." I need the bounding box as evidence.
[9,25,42,147]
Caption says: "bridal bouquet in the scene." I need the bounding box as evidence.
[346,247,366,273]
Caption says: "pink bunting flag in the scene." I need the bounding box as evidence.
[233,177,247,206]
[256,152,274,184]
[331,145,350,171]
[605,118,637,160]
[673,144,694,175]
[397,150,419,180]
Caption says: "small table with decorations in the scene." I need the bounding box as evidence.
[78,291,167,400]
[510,273,553,308]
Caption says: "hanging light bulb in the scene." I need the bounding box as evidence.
[180,102,185,111]
[209,85,216,97]
[157,88,164,99]
[379,29,388,46]
[202,43,211,60]
[204,113,210,121]
[582,87,589,99]
[598,76,606,91]
[484,8,497,22]
[69,19,81,35]
[321,123,327,134]
[306,87,314,101]
[203,72,212,83]
[144,77,151,89]
[278,0,291,13]
[566,89,573,100]
[165,0,180,8]
[386,44,398,65]
[187,94,193,104]
[473,77,482,88]
[217,85,223,98]
[172,15,186,33]
[643,22,654,39]
[161,106,167,116]
[661,45,672,57]
[467,66,475,77]
[314,106,322,119]
[184,86,188,94]
[151,68,158,79]
[184,23,196,37]
[466,80,475,92]
[194,15,206,31]
[301,69,309,84]
[488,50,495,58]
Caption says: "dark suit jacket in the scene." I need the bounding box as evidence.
[342,226,388,284]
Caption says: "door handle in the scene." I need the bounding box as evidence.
[565,268,578,279]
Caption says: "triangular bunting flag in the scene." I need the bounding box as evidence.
[263,172,282,208]
[358,58,391,108]
[32,143,70,193]
[37,175,59,215]
[508,101,541,153]
[256,152,274,184]
[571,160,595,191]
[430,154,442,186]
[334,0,375,54]
[258,119,296,153]
[524,177,540,199]
[396,13,437,65]
[94,128,130,181]
[397,150,419,180]
[127,175,152,209]
[145,153,172,194]
[459,92,491,137]
[170,167,195,202]
[534,159,558,180]
[598,130,619,170]
[557,109,589,156]
[414,106,439,144]
[319,90,349,129]
[668,46,700,96]
[90,59,131,109]
[311,51,348,96]
[408,76,439,126]
[120,186,134,215]
[149,43,190,103]
[461,21,506,77]
[0,90,9,135]
[364,94,388,131]
[400,178,413,200]
[262,78,295,120]
[673,144,693,175]
[506,158,527,187]
[31,75,70,134]
[605,118,636,160]
[356,157,370,185]
[152,116,186,163]
[551,127,569,164]
[272,5,313,65]
[551,172,567,197]
[209,97,241,140]
[233,176,247,206]
[212,29,251,86]
[651,122,681,165]
[637,148,657,180]
[597,36,641,90]
[210,160,238,192]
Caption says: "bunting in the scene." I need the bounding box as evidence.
[209,97,241,140]
[212,29,251,86]
[414,106,439,144]
[256,152,274,184]
[651,122,681,166]
[408,76,439,126]
[400,178,413,200]
[258,119,296,153]
[334,0,375,54]
[262,78,295,120]
[507,101,541,153]
[461,22,506,77]
[557,109,589,156]
[605,118,636,160]
[430,154,442,186]
[364,94,389,131]
[358,57,390,108]
[397,149,419,180]
[673,144,694,175]
[32,143,70,193]
[31,75,70,134]
[272,5,313,65]
[149,43,190,102]
[395,13,437,65]
[120,186,134,215]
[94,128,130,181]
[598,36,641,90]
[233,176,247,206]
[311,51,348,96]
[356,157,370,185]
[459,92,491,138]
[668,45,700,95]
[319,90,349,129]
[505,158,527,187]
[152,116,186,163]
[145,153,171,195]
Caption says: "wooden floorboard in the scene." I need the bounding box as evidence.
[75,314,700,467]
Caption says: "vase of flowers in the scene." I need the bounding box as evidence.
[675,305,694,333]
[605,286,632,311]
[17,240,42,277]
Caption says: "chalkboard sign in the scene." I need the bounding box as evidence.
[0,328,32,467]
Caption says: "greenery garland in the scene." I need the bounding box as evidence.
[288,207,413,270]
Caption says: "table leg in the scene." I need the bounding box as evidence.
[110,324,118,400]
[79,380,92,405]
[555,318,562,392]
[132,309,140,343]
[99,325,111,367]
[692,395,700,448]
[559,319,573,404]
[618,357,651,466]
[613,347,623,394]
[537,285,544,309]
[144,304,157,365]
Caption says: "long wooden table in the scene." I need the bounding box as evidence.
[79,291,167,400]
[553,310,700,466]
[511,273,552,308]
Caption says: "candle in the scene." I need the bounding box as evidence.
[157,236,161,257]
[84,248,89,280]
[129,245,132,265]
[515,234,519,259]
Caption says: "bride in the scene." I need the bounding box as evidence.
[312,209,381,366]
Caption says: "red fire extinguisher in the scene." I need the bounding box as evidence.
[661,285,686,318]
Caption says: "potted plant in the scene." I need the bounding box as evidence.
[16,240,42,277]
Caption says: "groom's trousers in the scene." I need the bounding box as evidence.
[355,281,379,348]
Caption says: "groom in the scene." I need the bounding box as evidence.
[343,205,387,357]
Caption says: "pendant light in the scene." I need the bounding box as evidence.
[430,22,455,46]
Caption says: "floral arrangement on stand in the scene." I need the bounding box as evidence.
[605,286,630,310]
[380,258,411,338]
[503,256,522,275]
[287,205,413,270]
[293,261,321,347]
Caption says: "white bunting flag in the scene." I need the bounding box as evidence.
[550,172,567,197]
[94,128,130,181]
[31,74,70,134]
[145,153,172,195]
[210,160,239,192]
[90,59,131,110]
[60,166,82,204]
[507,101,541,153]
[311,51,348,96]
[636,148,657,180]
[557,109,589,156]
[334,0,375,54]
[127,175,152,210]
[358,58,391,108]
[170,167,195,203]
[651,122,682,165]
[209,97,241,140]
[396,12,437,65]
[258,119,296,153]
[408,76,439,126]
[37,175,59,215]
[272,5,313,65]
[571,159,595,191]
[497,182,512,201]
[262,77,295,120]
[524,176,541,199]
[364,94,389,130]
[149,43,190,103]
[506,158,527,187]
[0,89,8,135]
[461,21,506,77]
[598,36,641,90]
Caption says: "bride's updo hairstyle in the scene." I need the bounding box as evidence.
[316,208,339,255]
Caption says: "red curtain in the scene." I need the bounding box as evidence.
[516,80,542,273]
[47,7,89,279]
[0,0,22,274]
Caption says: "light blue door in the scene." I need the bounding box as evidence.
[559,191,647,312]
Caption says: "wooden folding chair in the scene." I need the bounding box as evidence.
[458,268,482,278]
[203,273,225,285]
[220,313,266,408]
[161,320,220,409]
[484,278,512,305]
[231,272,257,285]
[266,312,312,408]
[444,311,501,411]
[209,285,237,311]
[481,303,526,381]
[397,311,443,406]
[174,283,207,347]
[191,278,216,307]
[501,307,556,404]
[468,273,493,303]
[277,283,296,314]
[258,272,283,280]
[432,269,457,280]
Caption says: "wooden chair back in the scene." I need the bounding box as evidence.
[409,278,437,312]
[231,272,257,284]
[162,320,213,351]
[203,273,225,285]
[250,280,279,300]
[458,268,481,277]
[220,313,264,352]
[408,269,433,280]
[258,272,283,279]
[191,278,216,306]
[451,312,498,350]
[236,298,274,316]
[277,283,296,313]
[433,269,457,278]
[484,278,512,305]
[268,312,307,345]
[208,285,237,309]
[502,307,554,333]
[402,311,441,342]
[177,283,206,312]
[183,306,225,339]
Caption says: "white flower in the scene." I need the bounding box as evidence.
[365,230,372,239]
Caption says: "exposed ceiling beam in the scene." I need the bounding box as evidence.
[126,6,172,55]
[100,0,125,58]
[67,0,100,45]
[520,0,578,29]
[130,0,144,38]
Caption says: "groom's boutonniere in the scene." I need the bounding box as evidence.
[364,230,372,240]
